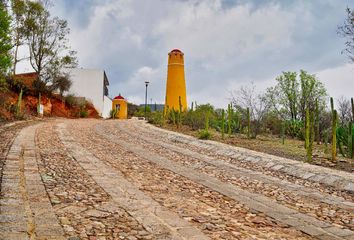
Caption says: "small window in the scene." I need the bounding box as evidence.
[115,104,120,111]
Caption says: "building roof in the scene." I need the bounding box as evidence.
[13,72,39,89]
[114,94,125,100]
[171,49,182,53]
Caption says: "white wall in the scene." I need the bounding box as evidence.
[103,95,112,118]
[66,69,106,116]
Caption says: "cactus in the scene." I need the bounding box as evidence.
[247,107,251,139]
[330,97,334,113]
[171,109,176,125]
[281,121,285,144]
[349,122,353,159]
[351,97,354,122]
[227,104,232,136]
[305,108,310,151]
[191,101,194,111]
[177,96,182,128]
[16,88,23,117]
[315,99,320,144]
[308,111,315,162]
[221,109,225,139]
[332,110,337,162]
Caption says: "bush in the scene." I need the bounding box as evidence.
[198,129,212,140]
[6,77,28,94]
[79,109,88,118]
[148,111,164,126]
[182,104,215,130]
[285,120,304,139]
[133,105,151,118]
[65,94,77,107]
[0,76,8,92]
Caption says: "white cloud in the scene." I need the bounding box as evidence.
[18,0,354,108]
[316,64,354,101]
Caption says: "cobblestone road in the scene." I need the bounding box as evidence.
[0,119,353,240]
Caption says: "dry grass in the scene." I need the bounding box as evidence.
[162,124,353,173]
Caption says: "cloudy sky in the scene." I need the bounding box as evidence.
[19,0,354,108]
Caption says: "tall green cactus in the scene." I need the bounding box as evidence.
[247,107,250,139]
[315,99,320,144]
[330,97,334,113]
[308,111,315,162]
[16,88,23,117]
[348,122,353,159]
[281,121,285,145]
[171,109,176,125]
[332,110,337,162]
[221,109,225,139]
[177,96,182,128]
[227,104,232,136]
[305,108,310,151]
[351,97,354,122]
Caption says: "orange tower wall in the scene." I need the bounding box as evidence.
[165,49,187,112]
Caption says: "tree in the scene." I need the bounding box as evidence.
[231,83,269,138]
[10,0,28,74]
[0,0,11,73]
[50,73,72,97]
[337,96,352,124]
[265,70,327,122]
[338,7,354,62]
[265,71,298,120]
[0,0,12,91]
[25,0,77,90]
[298,70,327,121]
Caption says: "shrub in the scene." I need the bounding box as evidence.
[182,104,215,130]
[6,77,28,94]
[133,105,151,118]
[285,120,304,139]
[65,94,77,107]
[0,76,8,92]
[198,129,211,140]
[79,108,88,118]
[148,111,164,126]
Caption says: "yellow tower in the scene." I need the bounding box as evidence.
[112,94,128,119]
[165,49,187,112]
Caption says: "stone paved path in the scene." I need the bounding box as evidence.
[0,119,353,240]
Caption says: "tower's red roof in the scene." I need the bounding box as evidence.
[114,94,124,100]
[171,49,182,53]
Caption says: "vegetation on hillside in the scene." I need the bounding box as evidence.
[0,0,88,121]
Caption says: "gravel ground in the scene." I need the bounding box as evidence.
[1,119,353,240]
[36,122,153,240]
[65,119,309,240]
[101,120,353,230]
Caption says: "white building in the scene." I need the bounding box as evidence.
[65,68,112,118]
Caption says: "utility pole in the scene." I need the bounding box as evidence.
[144,81,149,119]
